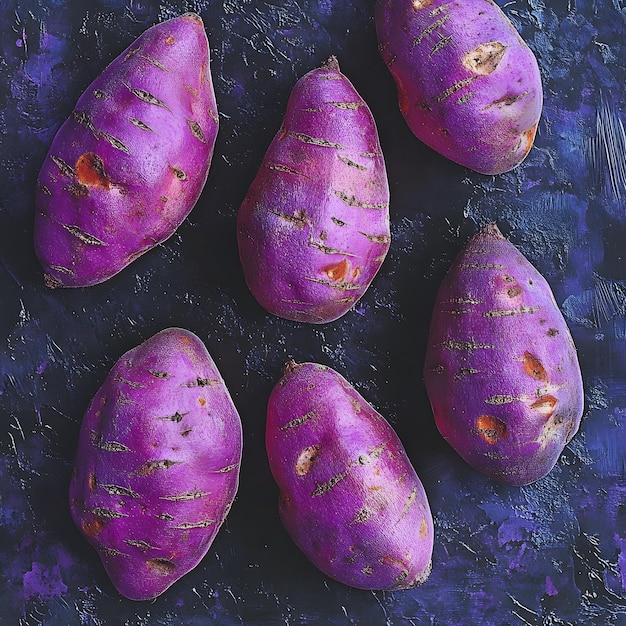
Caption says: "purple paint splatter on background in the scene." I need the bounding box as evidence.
[1,0,626,624]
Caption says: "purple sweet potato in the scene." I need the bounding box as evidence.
[69,328,242,600]
[423,224,584,486]
[237,57,390,324]
[266,361,434,590]
[375,0,543,175]
[35,13,218,288]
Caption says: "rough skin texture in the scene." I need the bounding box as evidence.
[423,224,584,486]
[35,13,219,288]
[266,361,434,590]
[69,328,243,601]
[237,57,390,324]
[375,0,543,175]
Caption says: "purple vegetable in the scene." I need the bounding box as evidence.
[423,224,584,486]
[69,328,242,600]
[237,57,390,324]
[35,13,219,288]
[375,0,543,174]
[266,361,434,590]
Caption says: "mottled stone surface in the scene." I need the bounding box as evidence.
[1,0,625,623]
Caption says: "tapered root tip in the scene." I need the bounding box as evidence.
[44,273,63,289]
[323,55,341,72]
[181,12,204,25]
[284,360,301,375]
[480,223,505,239]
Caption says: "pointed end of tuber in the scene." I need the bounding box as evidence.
[284,360,301,375]
[181,12,203,25]
[323,56,341,73]
[479,223,505,239]
[44,273,63,289]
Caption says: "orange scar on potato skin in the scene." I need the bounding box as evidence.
[82,517,105,538]
[523,351,547,381]
[476,414,508,444]
[531,395,558,416]
[420,518,429,537]
[323,259,349,281]
[75,153,111,189]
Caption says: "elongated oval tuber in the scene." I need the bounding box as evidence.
[35,13,219,287]
[375,0,543,174]
[266,361,434,589]
[69,328,243,600]
[237,57,390,324]
[423,224,584,486]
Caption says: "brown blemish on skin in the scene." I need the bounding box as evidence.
[547,328,559,337]
[187,119,206,143]
[380,555,408,570]
[146,558,177,575]
[400,487,418,520]
[485,91,531,109]
[125,539,157,552]
[148,370,170,378]
[51,155,75,178]
[160,489,208,502]
[507,285,522,297]
[198,397,206,407]
[165,36,175,45]
[96,440,129,452]
[523,351,548,381]
[174,519,215,529]
[531,395,558,416]
[129,117,153,132]
[269,208,310,228]
[268,163,308,177]
[323,259,349,282]
[414,14,451,47]
[90,507,127,519]
[476,414,508,444]
[99,131,130,154]
[81,517,105,538]
[518,123,538,156]
[132,459,181,477]
[420,518,429,538]
[434,77,477,103]
[88,473,96,491]
[170,165,187,180]
[99,484,140,498]
[280,410,316,430]
[66,183,89,198]
[75,153,111,189]
[351,507,372,524]
[311,470,348,496]
[463,41,507,75]
[295,445,321,476]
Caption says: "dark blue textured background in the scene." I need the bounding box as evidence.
[1,0,626,623]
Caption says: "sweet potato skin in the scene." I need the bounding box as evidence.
[69,328,242,600]
[35,13,219,288]
[375,0,543,175]
[423,225,584,486]
[237,57,390,324]
[266,361,434,590]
